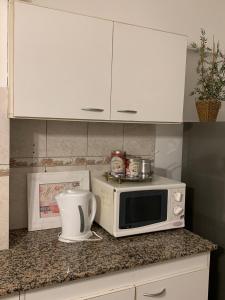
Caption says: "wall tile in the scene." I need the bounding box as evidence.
[88,164,109,177]
[9,166,45,229]
[46,165,87,173]
[124,124,155,156]
[88,123,123,156]
[0,166,9,177]
[10,157,87,169]
[43,157,87,168]
[87,157,110,188]
[86,156,110,166]
[47,121,87,157]
[0,165,9,250]
[87,164,110,188]
[10,157,46,168]
[0,88,9,164]
[154,124,183,180]
[10,119,47,158]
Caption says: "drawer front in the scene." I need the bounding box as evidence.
[84,287,135,300]
[136,270,209,300]
[24,287,135,300]
[0,295,20,300]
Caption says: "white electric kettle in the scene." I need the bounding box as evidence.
[55,190,97,243]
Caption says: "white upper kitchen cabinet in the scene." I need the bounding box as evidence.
[111,23,187,123]
[9,1,187,122]
[10,1,113,120]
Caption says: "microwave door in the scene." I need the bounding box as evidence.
[119,190,168,229]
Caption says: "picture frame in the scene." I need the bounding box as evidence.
[27,170,90,231]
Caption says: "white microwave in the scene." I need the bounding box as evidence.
[92,175,186,237]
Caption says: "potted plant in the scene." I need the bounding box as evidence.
[191,29,225,122]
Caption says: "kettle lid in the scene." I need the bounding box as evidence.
[65,189,90,196]
[55,189,91,199]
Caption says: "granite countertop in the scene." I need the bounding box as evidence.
[0,224,216,297]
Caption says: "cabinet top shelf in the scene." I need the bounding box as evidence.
[12,0,187,38]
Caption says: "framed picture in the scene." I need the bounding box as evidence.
[27,170,90,231]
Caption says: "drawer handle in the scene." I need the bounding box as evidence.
[143,288,166,297]
[82,108,104,112]
[117,110,138,114]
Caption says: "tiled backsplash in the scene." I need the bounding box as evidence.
[10,119,155,229]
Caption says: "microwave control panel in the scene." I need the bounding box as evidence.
[171,188,185,219]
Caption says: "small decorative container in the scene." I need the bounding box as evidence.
[196,99,221,122]
[140,159,152,179]
[110,150,125,177]
[125,157,141,178]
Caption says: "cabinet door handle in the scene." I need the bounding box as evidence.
[82,108,104,112]
[117,110,138,114]
[143,288,166,297]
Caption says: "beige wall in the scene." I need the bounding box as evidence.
[0,0,7,87]
[0,0,9,249]
[31,0,225,47]
[0,88,9,249]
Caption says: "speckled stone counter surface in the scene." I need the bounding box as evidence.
[0,224,216,297]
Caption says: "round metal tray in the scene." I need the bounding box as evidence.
[104,172,153,184]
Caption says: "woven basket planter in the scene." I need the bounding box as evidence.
[196,100,221,122]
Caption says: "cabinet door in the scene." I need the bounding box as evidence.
[111,23,187,122]
[12,1,113,120]
[136,269,209,300]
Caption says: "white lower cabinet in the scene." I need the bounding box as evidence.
[136,270,208,300]
[7,253,210,300]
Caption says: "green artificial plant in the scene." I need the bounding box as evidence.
[191,29,225,102]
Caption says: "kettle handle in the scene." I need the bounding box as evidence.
[89,194,97,224]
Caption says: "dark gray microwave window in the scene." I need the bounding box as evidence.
[119,190,168,229]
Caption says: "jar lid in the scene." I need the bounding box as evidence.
[141,159,151,163]
[127,157,141,162]
[141,158,154,162]
[111,150,124,155]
